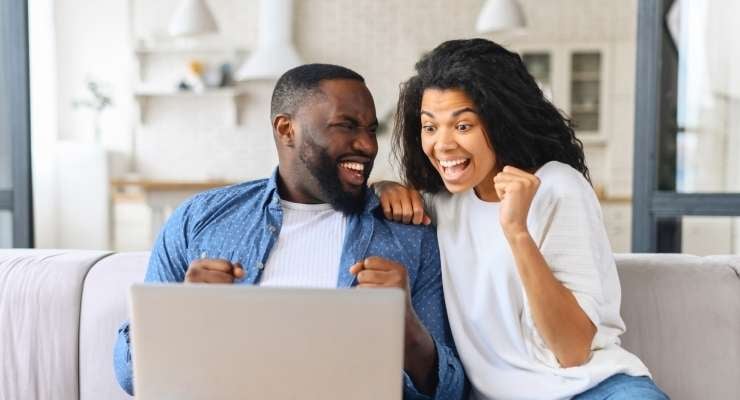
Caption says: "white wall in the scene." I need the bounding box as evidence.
[29,0,58,248]
[55,0,134,171]
[45,0,640,250]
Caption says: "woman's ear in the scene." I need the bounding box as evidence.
[273,114,295,147]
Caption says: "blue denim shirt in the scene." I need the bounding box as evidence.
[114,170,466,399]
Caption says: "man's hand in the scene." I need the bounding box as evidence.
[185,258,245,283]
[350,256,438,395]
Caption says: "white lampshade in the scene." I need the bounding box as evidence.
[475,0,526,33]
[236,0,303,81]
[168,0,219,37]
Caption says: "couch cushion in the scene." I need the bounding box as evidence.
[0,250,111,400]
[79,252,149,400]
[616,253,740,400]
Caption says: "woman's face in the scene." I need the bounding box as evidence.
[420,88,497,196]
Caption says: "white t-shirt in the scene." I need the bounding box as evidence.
[259,200,346,288]
[427,161,649,400]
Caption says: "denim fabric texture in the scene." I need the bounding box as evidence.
[573,373,670,400]
[113,169,467,400]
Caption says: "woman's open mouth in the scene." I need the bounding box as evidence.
[438,158,471,182]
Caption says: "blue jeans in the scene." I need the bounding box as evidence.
[573,374,670,400]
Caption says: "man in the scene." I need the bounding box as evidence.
[114,64,466,399]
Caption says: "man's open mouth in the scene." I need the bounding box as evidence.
[337,160,367,187]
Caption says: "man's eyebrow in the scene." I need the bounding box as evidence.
[333,115,378,127]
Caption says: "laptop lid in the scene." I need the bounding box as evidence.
[129,284,405,400]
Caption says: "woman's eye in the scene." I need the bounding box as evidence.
[456,124,471,132]
[422,125,436,133]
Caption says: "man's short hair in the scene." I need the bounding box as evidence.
[270,63,365,119]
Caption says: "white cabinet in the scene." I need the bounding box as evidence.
[515,43,611,144]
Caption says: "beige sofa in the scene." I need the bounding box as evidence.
[0,250,738,400]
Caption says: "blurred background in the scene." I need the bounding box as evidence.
[2,0,739,254]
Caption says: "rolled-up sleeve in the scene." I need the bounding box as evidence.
[521,186,609,368]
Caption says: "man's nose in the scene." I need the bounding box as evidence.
[352,128,378,155]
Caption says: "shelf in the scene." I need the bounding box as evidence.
[134,87,247,97]
[571,72,600,81]
[133,45,247,80]
[570,104,600,113]
[134,46,247,55]
[133,87,248,125]
[111,178,234,192]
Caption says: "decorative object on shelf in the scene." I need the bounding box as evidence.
[475,0,526,33]
[72,79,114,143]
[181,59,206,92]
[236,0,303,81]
[167,0,218,37]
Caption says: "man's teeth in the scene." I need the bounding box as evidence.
[439,159,468,168]
[339,162,364,172]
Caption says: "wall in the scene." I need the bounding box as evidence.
[126,0,637,190]
[48,0,639,250]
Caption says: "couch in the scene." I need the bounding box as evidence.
[0,250,738,400]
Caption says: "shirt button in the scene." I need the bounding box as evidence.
[256,262,264,270]
[267,225,276,233]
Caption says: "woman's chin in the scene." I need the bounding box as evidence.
[441,179,474,193]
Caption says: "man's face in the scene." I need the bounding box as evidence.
[293,79,379,214]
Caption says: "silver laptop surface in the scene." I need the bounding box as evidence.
[129,284,405,400]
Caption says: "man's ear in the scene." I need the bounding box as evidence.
[273,114,295,147]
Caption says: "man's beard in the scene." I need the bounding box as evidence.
[298,137,371,215]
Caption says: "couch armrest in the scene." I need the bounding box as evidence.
[616,254,740,400]
[0,250,112,400]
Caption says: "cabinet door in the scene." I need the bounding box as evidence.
[570,51,602,134]
[522,52,553,101]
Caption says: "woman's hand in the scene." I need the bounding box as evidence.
[493,166,540,238]
[374,181,431,225]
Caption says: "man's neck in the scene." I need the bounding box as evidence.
[276,167,324,204]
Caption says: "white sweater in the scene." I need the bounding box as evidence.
[427,161,649,400]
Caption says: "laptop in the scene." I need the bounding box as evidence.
[129,283,405,400]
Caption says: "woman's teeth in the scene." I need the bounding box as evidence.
[438,159,468,168]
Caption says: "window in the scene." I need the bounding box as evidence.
[633,0,740,253]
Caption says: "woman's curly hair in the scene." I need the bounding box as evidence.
[392,38,590,193]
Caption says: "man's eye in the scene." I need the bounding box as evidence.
[332,123,354,131]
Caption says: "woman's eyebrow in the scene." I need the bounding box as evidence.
[451,107,477,117]
[421,110,435,118]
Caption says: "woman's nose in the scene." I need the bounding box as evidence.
[435,130,458,152]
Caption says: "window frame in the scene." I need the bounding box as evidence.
[0,0,34,247]
[632,0,740,252]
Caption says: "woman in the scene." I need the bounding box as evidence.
[377,38,668,399]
